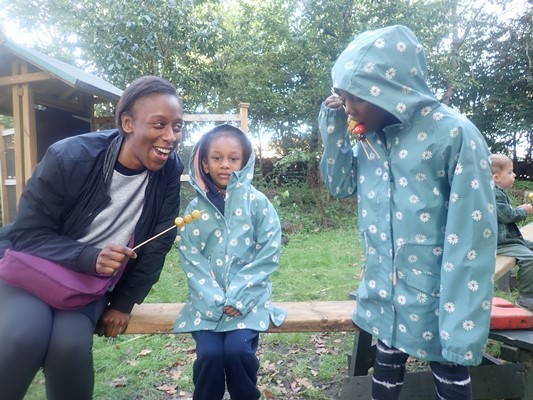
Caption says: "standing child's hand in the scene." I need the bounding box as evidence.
[223,306,242,317]
[324,94,344,110]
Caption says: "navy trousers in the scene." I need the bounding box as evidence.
[191,329,260,400]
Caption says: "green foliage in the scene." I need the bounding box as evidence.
[5,0,531,164]
[0,115,13,129]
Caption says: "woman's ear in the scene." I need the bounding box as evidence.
[121,113,134,134]
[202,159,209,174]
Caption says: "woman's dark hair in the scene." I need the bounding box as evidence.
[115,76,181,134]
[199,124,253,167]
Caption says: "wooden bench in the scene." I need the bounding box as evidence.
[126,301,356,334]
[494,223,533,284]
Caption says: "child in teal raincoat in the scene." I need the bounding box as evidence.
[174,124,286,400]
[319,25,496,400]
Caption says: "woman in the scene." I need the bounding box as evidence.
[0,75,184,400]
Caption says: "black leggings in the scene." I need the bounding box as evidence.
[372,340,472,400]
[0,280,108,400]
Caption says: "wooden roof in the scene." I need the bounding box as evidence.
[0,33,122,118]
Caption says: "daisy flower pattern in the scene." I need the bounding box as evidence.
[385,67,397,79]
[396,41,407,52]
[318,25,496,366]
[370,86,382,97]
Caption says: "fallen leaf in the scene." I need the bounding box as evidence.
[156,383,177,394]
[109,377,128,388]
[137,349,152,356]
[170,369,182,380]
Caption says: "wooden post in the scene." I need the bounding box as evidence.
[0,125,8,224]
[239,102,250,133]
[21,82,37,183]
[10,60,38,208]
[12,81,24,203]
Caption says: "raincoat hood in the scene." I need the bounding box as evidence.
[332,25,437,125]
[189,124,255,197]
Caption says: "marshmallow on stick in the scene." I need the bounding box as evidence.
[347,118,380,160]
[131,210,203,251]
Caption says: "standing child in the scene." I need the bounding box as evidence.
[174,124,286,400]
[490,153,533,310]
[319,25,496,399]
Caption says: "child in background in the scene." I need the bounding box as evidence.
[490,153,533,310]
[174,124,286,400]
[319,25,496,400]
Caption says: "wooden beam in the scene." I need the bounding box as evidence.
[34,95,88,116]
[12,84,24,203]
[0,71,51,86]
[0,125,10,224]
[21,83,37,181]
[183,114,240,122]
[239,102,250,133]
[125,301,358,334]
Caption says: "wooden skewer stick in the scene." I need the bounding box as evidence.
[360,141,371,160]
[132,225,176,251]
[131,210,204,251]
[364,139,381,160]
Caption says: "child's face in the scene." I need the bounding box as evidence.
[202,135,244,193]
[493,161,515,189]
[338,89,395,132]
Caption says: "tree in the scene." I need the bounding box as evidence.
[2,0,531,162]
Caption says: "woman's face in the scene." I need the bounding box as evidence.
[338,89,395,132]
[119,94,183,171]
[202,134,244,193]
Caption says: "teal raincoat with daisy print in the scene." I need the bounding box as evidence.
[174,134,286,334]
[319,25,497,366]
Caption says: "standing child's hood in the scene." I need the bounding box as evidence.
[332,24,438,125]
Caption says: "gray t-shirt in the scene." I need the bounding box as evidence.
[79,166,148,248]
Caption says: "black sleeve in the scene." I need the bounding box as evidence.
[7,146,100,273]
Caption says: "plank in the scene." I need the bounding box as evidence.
[494,223,533,280]
[125,300,358,334]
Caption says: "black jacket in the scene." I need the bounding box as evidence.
[3,129,183,313]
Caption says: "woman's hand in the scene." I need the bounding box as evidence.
[95,308,131,337]
[95,243,137,275]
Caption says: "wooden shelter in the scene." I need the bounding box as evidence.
[0,33,123,224]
